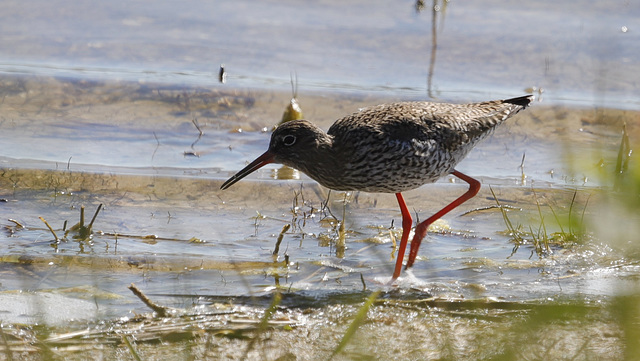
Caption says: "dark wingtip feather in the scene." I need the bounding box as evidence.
[504,95,534,108]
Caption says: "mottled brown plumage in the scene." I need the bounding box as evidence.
[221,95,533,280]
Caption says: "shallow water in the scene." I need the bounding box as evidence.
[1,79,637,322]
[1,1,639,359]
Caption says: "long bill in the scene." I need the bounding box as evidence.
[220,151,275,190]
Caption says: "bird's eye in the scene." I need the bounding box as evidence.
[282,134,296,146]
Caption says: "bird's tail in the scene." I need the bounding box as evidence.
[463,94,534,142]
[476,94,534,127]
[503,95,534,110]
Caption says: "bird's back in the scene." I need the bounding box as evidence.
[325,96,532,192]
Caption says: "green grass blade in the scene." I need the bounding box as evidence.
[329,290,380,360]
[242,292,282,360]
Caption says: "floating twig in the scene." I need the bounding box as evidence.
[273,224,291,256]
[360,273,367,291]
[128,283,173,318]
[88,204,103,229]
[8,219,24,228]
[39,216,59,242]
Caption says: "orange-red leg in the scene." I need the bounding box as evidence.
[392,192,412,280]
[392,170,481,279]
[405,170,481,270]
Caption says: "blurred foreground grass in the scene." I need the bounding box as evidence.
[0,291,638,360]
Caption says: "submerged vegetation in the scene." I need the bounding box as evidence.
[492,186,589,259]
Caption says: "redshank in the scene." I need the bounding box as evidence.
[221,95,533,280]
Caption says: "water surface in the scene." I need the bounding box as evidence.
[0,1,639,359]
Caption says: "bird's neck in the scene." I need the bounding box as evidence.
[287,134,341,188]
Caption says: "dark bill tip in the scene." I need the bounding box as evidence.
[220,151,275,190]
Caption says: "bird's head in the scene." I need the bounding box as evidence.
[220,120,330,190]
